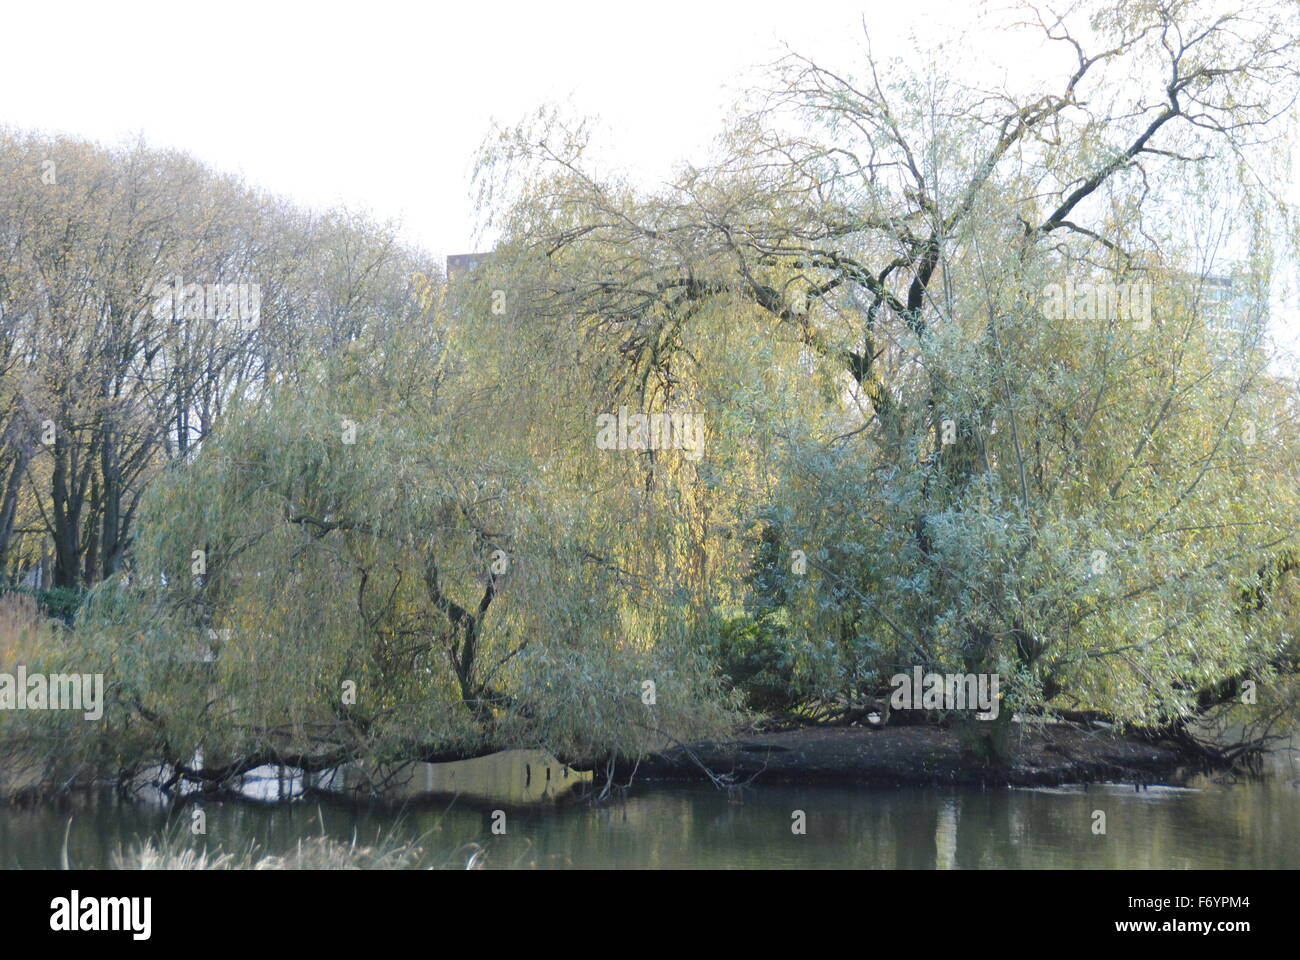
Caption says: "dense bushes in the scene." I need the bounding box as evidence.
[707,611,808,714]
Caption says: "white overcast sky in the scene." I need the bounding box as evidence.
[2,0,969,255]
[3,0,1298,355]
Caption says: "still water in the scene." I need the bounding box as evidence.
[2,751,1297,869]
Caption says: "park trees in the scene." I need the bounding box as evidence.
[8,0,1300,789]
[0,130,441,592]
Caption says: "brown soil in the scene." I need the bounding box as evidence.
[623,722,1194,786]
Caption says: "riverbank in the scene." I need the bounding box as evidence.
[0,720,1264,805]
[618,722,1199,786]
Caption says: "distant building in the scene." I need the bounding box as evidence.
[446,252,491,281]
[1197,270,1266,336]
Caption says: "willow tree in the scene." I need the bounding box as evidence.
[472,0,1300,763]
[52,313,736,792]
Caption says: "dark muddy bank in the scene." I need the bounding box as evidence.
[617,723,1201,787]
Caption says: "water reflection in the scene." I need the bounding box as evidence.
[326,750,591,804]
[120,749,592,805]
[2,772,1296,869]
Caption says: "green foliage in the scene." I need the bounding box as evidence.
[707,611,809,714]
[46,319,739,783]
[464,0,1300,759]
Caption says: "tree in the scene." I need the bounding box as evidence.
[0,131,441,592]
[57,317,736,791]
[471,0,1300,763]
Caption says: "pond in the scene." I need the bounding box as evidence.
[2,750,1297,869]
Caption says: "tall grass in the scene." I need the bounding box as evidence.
[0,592,58,800]
[103,817,491,870]
[112,834,430,870]
[0,591,45,669]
